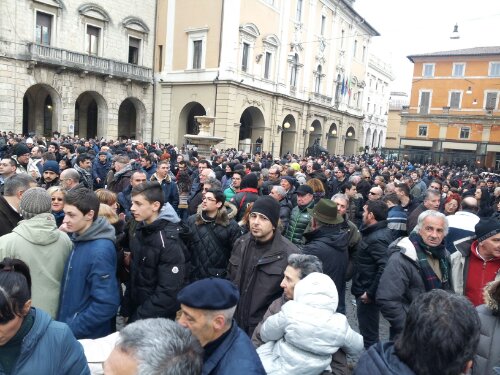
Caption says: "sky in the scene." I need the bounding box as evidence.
[353,0,500,94]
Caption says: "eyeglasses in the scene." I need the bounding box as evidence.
[51,197,63,202]
[202,197,216,202]
[369,191,379,195]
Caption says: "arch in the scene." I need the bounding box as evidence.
[239,23,260,39]
[344,126,356,155]
[122,16,150,34]
[308,119,322,147]
[238,106,265,154]
[263,34,280,48]
[378,130,384,148]
[372,129,378,148]
[178,102,206,146]
[327,123,338,154]
[78,3,111,23]
[22,83,61,136]
[365,127,372,148]
[118,97,146,140]
[74,91,108,139]
[280,114,296,157]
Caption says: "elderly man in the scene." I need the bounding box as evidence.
[367,186,383,201]
[269,185,292,232]
[377,210,453,338]
[108,155,134,194]
[188,166,215,215]
[59,168,84,191]
[406,189,441,234]
[103,318,203,375]
[228,196,299,336]
[178,278,266,375]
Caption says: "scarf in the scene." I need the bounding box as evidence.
[409,232,451,291]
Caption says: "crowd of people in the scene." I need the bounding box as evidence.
[0,131,499,375]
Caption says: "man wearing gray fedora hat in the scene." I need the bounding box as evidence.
[302,199,350,314]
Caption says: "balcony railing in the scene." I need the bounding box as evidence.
[309,92,333,106]
[27,43,152,83]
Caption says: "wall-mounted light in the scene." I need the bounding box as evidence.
[331,129,337,136]
[46,105,52,110]
[466,86,472,95]
[347,131,353,137]
[309,126,315,132]
[472,98,478,105]
[283,122,290,129]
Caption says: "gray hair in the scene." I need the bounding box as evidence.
[331,193,348,205]
[287,254,323,279]
[415,210,449,236]
[3,174,36,196]
[423,188,441,201]
[271,185,286,198]
[116,318,203,375]
[205,306,237,327]
[204,177,221,190]
[60,168,80,182]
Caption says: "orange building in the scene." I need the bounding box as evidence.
[394,47,500,169]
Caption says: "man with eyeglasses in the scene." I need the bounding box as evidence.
[224,170,243,201]
[368,187,383,201]
[261,166,281,195]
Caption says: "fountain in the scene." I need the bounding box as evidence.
[184,115,224,159]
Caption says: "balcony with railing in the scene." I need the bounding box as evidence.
[309,92,333,106]
[27,43,152,83]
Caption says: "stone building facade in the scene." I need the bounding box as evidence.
[0,0,154,140]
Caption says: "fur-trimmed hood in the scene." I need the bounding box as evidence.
[194,201,237,226]
[484,279,500,314]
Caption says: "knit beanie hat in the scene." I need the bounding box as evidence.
[241,173,258,189]
[475,217,500,243]
[251,196,280,228]
[14,143,30,157]
[43,160,60,174]
[19,187,52,219]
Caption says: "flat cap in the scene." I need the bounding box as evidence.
[177,278,239,310]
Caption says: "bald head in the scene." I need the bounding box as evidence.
[461,196,478,214]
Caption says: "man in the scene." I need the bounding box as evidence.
[285,184,315,245]
[188,166,214,215]
[121,182,185,323]
[351,200,394,349]
[178,278,266,375]
[301,199,350,313]
[367,186,383,201]
[406,189,441,233]
[0,187,72,319]
[354,290,480,375]
[394,182,419,215]
[92,151,111,189]
[0,174,36,236]
[108,155,134,194]
[409,170,427,201]
[383,193,407,239]
[183,189,241,282]
[58,188,120,339]
[377,211,453,338]
[189,159,210,200]
[11,143,31,174]
[445,196,480,254]
[74,153,93,190]
[261,166,281,195]
[328,168,348,198]
[451,217,500,306]
[228,196,299,336]
[150,159,179,211]
[59,168,84,191]
[0,158,16,194]
[38,160,60,189]
[342,181,363,227]
[269,185,292,232]
[102,318,203,375]
[223,170,242,201]
[141,154,157,180]
[118,171,147,220]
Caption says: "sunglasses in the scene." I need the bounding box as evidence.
[369,191,378,195]
[52,197,63,202]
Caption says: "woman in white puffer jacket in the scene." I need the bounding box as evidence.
[257,272,363,375]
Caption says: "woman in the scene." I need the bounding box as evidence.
[59,158,71,172]
[441,183,451,198]
[443,193,461,216]
[95,189,119,212]
[476,187,494,218]
[47,186,66,227]
[307,178,325,204]
[0,258,89,374]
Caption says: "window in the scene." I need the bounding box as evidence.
[296,0,303,22]
[460,127,470,139]
[192,40,202,69]
[320,15,326,36]
[489,62,500,77]
[314,65,322,94]
[353,40,357,58]
[264,52,272,79]
[418,125,428,137]
[36,12,52,45]
[449,91,461,109]
[452,63,465,77]
[242,42,250,72]
[128,37,141,65]
[290,53,299,87]
[366,97,370,112]
[341,30,345,48]
[86,25,100,56]
[419,91,431,114]
[362,46,366,62]
[486,92,498,110]
[423,63,435,77]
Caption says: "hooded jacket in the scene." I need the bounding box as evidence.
[122,203,186,322]
[257,273,363,375]
[353,342,415,375]
[0,213,72,319]
[58,217,120,339]
[0,308,90,375]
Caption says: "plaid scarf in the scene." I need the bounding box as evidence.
[409,232,451,291]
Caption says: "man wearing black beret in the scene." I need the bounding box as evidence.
[178,278,265,375]
[228,196,299,337]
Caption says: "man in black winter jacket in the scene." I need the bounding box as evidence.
[351,200,394,349]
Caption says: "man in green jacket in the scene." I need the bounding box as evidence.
[285,184,315,246]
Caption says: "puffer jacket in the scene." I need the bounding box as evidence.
[473,280,500,375]
[0,308,90,375]
[278,197,293,232]
[122,203,186,322]
[351,221,394,300]
[184,206,242,281]
[353,342,416,375]
[58,218,120,339]
[257,273,363,375]
[284,200,315,245]
[0,213,72,319]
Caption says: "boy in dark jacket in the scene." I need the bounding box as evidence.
[121,181,185,323]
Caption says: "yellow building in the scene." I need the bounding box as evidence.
[154,0,379,156]
[396,47,500,169]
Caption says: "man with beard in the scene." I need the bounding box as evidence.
[74,153,93,190]
[39,160,60,189]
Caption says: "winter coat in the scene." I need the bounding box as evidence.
[92,159,111,188]
[203,321,266,375]
[258,273,363,375]
[473,280,500,375]
[328,178,347,198]
[351,221,394,300]
[58,217,120,339]
[74,164,93,190]
[0,213,72,319]
[376,237,452,336]
[184,206,242,281]
[387,205,408,239]
[278,197,293,232]
[223,185,238,201]
[347,196,363,227]
[228,232,300,336]
[151,173,180,211]
[107,164,134,194]
[122,203,185,322]
[353,342,416,375]
[284,200,315,245]
[0,195,21,237]
[117,185,133,220]
[0,308,90,375]
[302,224,350,310]
[406,203,426,234]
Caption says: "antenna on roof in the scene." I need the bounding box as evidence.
[450,23,460,39]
